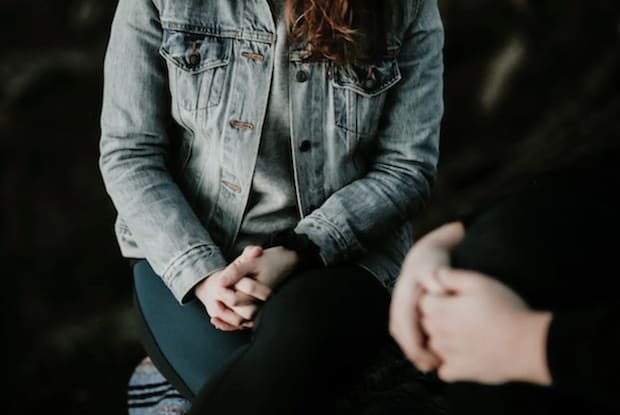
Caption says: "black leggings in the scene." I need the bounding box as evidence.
[133,262,390,414]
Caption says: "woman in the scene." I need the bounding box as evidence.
[390,159,620,414]
[99,0,444,413]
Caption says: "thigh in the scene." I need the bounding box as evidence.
[190,265,391,414]
[132,260,251,398]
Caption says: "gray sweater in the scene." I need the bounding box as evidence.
[232,0,298,256]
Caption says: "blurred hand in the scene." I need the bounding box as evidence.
[389,222,465,372]
[419,268,553,385]
[194,246,272,331]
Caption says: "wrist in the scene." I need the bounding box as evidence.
[193,268,222,301]
[264,229,323,270]
[281,246,301,267]
[515,311,553,385]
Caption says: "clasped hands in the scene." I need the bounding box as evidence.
[194,245,299,331]
[389,222,552,386]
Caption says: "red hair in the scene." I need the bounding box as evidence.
[286,0,388,64]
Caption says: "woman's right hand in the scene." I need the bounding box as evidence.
[194,247,272,331]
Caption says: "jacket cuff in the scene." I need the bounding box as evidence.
[295,212,365,265]
[161,244,228,304]
[263,228,324,271]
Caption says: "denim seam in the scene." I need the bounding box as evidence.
[162,243,223,284]
[413,0,423,23]
[160,20,275,44]
[308,214,364,263]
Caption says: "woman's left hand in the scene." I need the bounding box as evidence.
[419,268,553,385]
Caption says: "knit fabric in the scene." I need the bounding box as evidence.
[127,358,191,415]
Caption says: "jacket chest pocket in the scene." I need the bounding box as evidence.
[159,29,232,112]
[332,58,401,138]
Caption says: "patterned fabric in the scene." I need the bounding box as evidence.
[127,358,191,415]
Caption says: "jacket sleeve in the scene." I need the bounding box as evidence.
[546,304,620,411]
[294,0,444,265]
[99,0,227,303]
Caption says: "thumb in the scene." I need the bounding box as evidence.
[435,267,484,294]
[242,245,264,258]
[219,258,259,287]
[423,221,465,250]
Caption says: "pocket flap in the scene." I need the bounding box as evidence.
[159,29,231,74]
[333,58,401,97]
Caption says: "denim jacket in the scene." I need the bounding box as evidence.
[99,0,444,303]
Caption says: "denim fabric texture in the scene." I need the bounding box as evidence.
[99,0,444,303]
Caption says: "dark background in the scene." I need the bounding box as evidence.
[2,0,619,413]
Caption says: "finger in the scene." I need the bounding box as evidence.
[418,272,447,295]
[210,317,240,332]
[413,331,443,372]
[219,259,259,287]
[217,286,242,308]
[436,267,486,293]
[232,303,259,321]
[422,222,466,249]
[390,288,441,371]
[242,321,255,329]
[242,245,263,259]
[426,331,450,358]
[233,291,258,307]
[418,294,443,318]
[214,301,245,328]
[235,277,272,301]
[413,291,443,370]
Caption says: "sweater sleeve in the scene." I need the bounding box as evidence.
[546,304,620,411]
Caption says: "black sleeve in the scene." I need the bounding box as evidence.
[547,304,620,412]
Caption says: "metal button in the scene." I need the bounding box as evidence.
[188,53,201,67]
[364,77,377,90]
[296,70,309,83]
[299,140,311,152]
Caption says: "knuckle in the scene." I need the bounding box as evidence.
[229,294,241,307]
[228,262,240,274]
[245,283,258,296]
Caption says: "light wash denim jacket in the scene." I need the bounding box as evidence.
[99,0,444,303]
